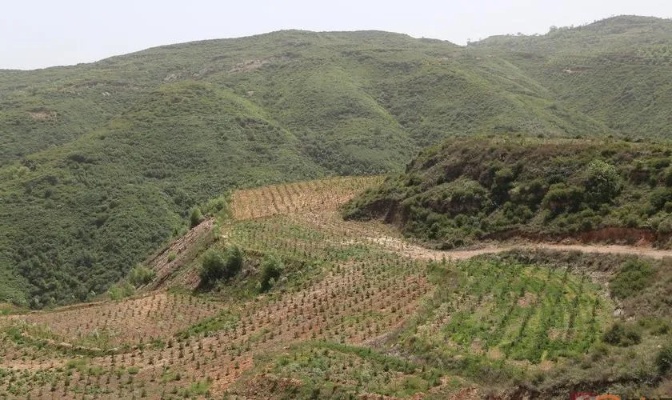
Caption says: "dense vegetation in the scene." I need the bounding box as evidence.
[345,137,672,247]
[3,16,672,307]
[472,15,672,139]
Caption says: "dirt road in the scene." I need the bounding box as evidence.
[368,236,672,261]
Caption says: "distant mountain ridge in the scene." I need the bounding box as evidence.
[1,16,671,306]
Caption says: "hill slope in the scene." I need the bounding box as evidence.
[2,18,672,306]
[344,137,672,248]
[471,15,672,137]
[0,178,670,399]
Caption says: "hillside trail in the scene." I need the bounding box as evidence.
[367,235,672,262]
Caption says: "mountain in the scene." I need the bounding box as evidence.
[471,15,672,137]
[1,17,671,307]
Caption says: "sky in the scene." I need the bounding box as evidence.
[2,0,672,70]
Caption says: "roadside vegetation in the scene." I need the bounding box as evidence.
[345,137,672,248]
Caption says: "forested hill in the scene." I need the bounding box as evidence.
[471,15,672,137]
[1,16,671,307]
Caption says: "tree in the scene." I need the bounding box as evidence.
[582,160,622,207]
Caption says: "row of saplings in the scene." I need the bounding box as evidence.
[199,245,282,293]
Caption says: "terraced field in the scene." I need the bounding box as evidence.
[0,176,667,399]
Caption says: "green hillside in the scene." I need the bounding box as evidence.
[344,137,672,247]
[471,15,672,137]
[2,17,672,307]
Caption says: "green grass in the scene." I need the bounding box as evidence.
[230,341,444,399]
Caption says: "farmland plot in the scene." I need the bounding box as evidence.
[0,176,659,399]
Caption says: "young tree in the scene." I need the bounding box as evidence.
[582,159,622,207]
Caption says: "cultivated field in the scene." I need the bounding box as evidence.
[0,176,665,399]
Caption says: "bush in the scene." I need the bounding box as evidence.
[199,246,243,287]
[649,188,672,213]
[610,259,654,299]
[656,343,672,376]
[259,255,284,292]
[128,265,156,287]
[190,208,204,228]
[541,183,584,215]
[582,159,622,207]
[108,282,135,301]
[202,196,228,216]
[602,322,642,347]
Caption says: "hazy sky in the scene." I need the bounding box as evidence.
[2,0,671,70]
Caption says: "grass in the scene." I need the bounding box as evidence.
[401,258,611,369]
[229,341,442,398]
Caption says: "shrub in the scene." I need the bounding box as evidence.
[649,188,672,213]
[541,183,584,215]
[199,246,243,287]
[582,160,622,207]
[190,207,204,228]
[202,196,228,216]
[108,282,135,301]
[656,343,672,376]
[128,265,156,287]
[491,167,515,204]
[662,167,672,187]
[260,255,284,292]
[602,322,642,347]
[610,259,654,299]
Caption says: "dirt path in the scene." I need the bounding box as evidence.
[369,237,672,261]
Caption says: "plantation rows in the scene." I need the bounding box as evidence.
[0,177,620,398]
[231,176,383,220]
[0,255,430,398]
[9,293,220,349]
[229,343,445,398]
[405,259,610,365]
